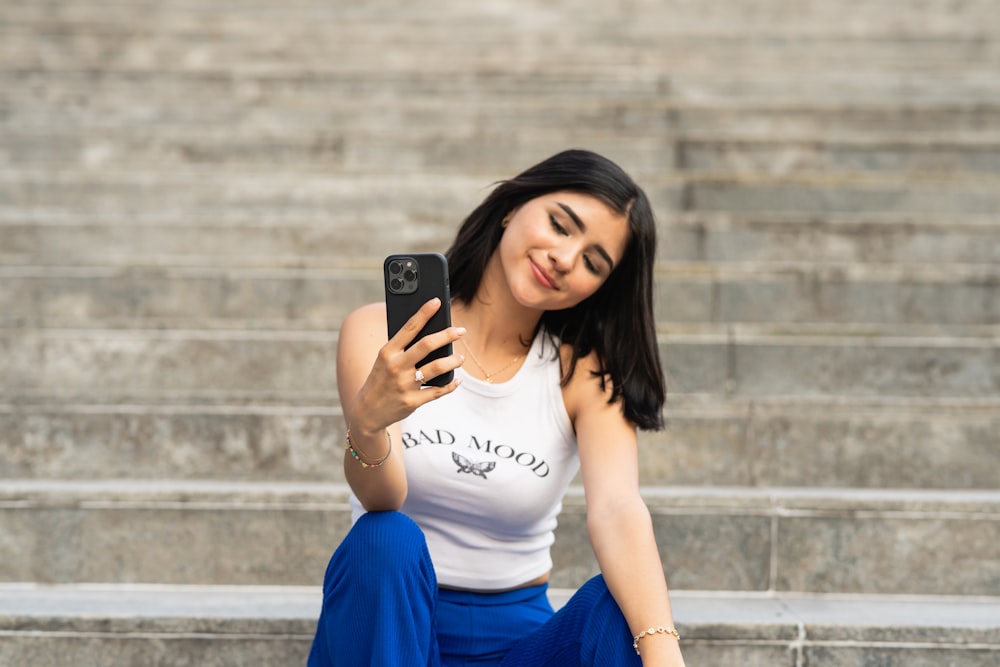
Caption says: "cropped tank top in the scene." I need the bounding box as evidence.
[349,332,580,590]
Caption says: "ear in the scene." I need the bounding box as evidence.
[504,204,523,225]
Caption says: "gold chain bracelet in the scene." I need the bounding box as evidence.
[345,429,392,468]
[632,626,680,654]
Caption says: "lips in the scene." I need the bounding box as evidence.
[530,258,558,290]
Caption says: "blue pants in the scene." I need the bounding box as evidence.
[308,511,642,666]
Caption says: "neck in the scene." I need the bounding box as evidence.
[457,254,541,344]
[451,299,537,353]
[451,259,541,380]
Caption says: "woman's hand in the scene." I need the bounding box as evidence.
[337,299,465,511]
[345,298,465,438]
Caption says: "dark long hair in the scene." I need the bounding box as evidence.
[446,149,665,430]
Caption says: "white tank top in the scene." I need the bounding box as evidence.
[350,332,579,590]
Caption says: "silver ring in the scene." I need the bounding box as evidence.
[414,369,425,384]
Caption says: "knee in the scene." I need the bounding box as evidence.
[324,511,436,603]
[342,511,429,572]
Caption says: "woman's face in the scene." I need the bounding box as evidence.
[497,190,630,312]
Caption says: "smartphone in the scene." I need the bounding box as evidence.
[384,252,454,387]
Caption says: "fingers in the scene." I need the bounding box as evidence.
[409,327,465,365]
[360,298,465,426]
[413,349,465,387]
[391,297,445,349]
[410,372,463,403]
[390,297,465,368]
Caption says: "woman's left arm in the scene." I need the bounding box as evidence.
[568,359,686,667]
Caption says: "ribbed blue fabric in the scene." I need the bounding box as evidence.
[499,575,641,667]
[308,511,641,666]
[437,585,553,665]
[307,511,440,666]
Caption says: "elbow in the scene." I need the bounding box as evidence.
[360,494,407,514]
[355,481,408,514]
[344,453,407,513]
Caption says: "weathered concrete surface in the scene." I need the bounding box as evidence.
[2,482,997,596]
[1,584,996,667]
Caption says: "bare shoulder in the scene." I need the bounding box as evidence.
[336,303,388,387]
[561,344,637,481]
[341,302,388,342]
[337,303,389,366]
[560,344,617,422]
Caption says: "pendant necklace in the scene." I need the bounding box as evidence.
[460,338,523,383]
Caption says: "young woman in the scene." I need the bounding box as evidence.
[309,149,686,666]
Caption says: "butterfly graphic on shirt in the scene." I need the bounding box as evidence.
[452,452,496,479]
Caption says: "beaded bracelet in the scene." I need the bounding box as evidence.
[345,429,392,468]
[632,626,680,654]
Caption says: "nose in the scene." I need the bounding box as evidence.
[547,242,578,274]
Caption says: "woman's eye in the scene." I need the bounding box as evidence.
[549,214,568,235]
[583,255,600,275]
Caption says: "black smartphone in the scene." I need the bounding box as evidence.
[384,252,454,387]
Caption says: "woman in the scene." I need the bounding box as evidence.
[309,149,686,666]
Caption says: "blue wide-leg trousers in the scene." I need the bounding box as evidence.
[307,511,641,666]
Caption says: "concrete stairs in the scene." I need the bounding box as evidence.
[2,0,999,665]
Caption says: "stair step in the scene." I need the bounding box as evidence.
[677,136,1000,175]
[0,127,674,176]
[8,85,1000,136]
[2,14,997,81]
[9,129,1000,179]
[3,328,997,401]
[0,328,340,403]
[646,396,1000,489]
[662,213,1000,264]
[3,212,997,267]
[0,402,343,482]
[0,168,507,222]
[2,261,998,329]
[559,486,1000,595]
[663,329,1000,398]
[5,168,1000,217]
[682,172,1000,214]
[4,29,995,75]
[3,0,999,33]
[0,583,996,666]
[5,2,999,40]
[670,103,1000,136]
[0,583,317,666]
[3,396,998,489]
[4,68,998,112]
[1,481,997,595]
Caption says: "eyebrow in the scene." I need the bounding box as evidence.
[558,202,616,271]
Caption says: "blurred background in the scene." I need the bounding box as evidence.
[1,0,998,664]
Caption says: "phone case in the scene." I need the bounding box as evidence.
[384,252,454,387]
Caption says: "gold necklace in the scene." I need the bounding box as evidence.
[460,338,523,383]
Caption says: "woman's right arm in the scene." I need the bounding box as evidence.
[336,299,464,511]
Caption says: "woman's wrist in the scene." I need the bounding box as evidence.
[347,420,384,441]
[344,400,386,441]
[345,428,392,468]
[636,632,685,666]
[633,625,679,654]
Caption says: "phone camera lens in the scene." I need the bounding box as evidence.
[389,261,402,275]
[403,270,416,282]
[390,278,404,291]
